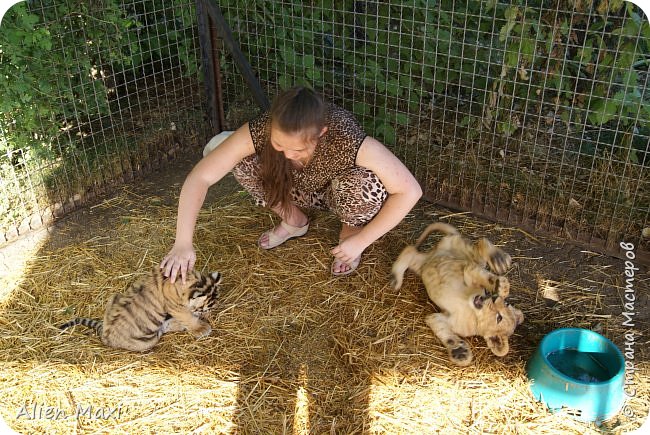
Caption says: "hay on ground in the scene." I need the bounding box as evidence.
[0,170,648,434]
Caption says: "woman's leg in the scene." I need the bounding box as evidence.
[232,155,316,248]
[324,166,388,274]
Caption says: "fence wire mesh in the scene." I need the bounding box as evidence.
[214,0,649,259]
[0,0,209,241]
[1,1,648,260]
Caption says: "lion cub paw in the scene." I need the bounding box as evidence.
[389,273,403,290]
[487,249,511,275]
[495,277,510,298]
[449,340,473,366]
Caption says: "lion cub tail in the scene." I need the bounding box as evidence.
[415,222,459,248]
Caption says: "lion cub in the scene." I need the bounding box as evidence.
[391,223,524,366]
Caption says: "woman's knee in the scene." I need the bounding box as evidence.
[326,167,388,225]
[232,155,266,206]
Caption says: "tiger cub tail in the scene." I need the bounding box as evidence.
[59,318,103,335]
[415,222,460,249]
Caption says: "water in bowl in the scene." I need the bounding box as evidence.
[546,348,612,383]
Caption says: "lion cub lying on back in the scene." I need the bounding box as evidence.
[391,223,524,366]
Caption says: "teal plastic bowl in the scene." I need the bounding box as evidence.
[527,328,626,422]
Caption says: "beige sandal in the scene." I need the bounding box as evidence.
[258,221,309,249]
[331,255,362,276]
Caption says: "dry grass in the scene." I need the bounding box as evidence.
[0,168,648,434]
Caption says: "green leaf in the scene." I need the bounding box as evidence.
[386,78,401,97]
[353,102,372,117]
[498,119,517,137]
[278,75,293,90]
[506,50,519,68]
[499,7,519,42]
[20,13,40,30]
[303,54,315,69]
[588,98,621,125]
[376,122,396,144]
[305,66,321,81]
[559,19,569,37]
[281,45,299,67]
[399,74,414,89]
[521,38,535,61]
[394,112,409,125]
[623,69,639,90]
[577,45,594,63]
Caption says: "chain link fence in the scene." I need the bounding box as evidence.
[214,0,649,261]
[0,0,210,241]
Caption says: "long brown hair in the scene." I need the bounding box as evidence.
[260,86,327,213]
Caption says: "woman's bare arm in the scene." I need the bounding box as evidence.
[161,123,256,282]
[330,136,422,265]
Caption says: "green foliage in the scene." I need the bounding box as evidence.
[218,0,648,159]
[0,0,199,162]
[1,0,647,167]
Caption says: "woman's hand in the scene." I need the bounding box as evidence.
[160,243,196,283]
[331,234,367,266]
[160,124,256,284]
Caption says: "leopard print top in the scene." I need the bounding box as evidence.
[248,103,367,192]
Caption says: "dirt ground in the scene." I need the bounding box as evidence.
[0,150,648,434]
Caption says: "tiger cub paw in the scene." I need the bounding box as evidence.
[193,322,212,339]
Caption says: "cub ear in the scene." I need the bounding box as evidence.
[514,308,524,326]
[190,290,206,300]
[485,335,510,357]
[210,271,222,284]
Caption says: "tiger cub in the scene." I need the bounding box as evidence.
[60,267,222,352]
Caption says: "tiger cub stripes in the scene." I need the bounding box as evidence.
[59,317,104,334]
[59,267,223,352]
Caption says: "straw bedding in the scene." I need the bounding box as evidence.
[0,154,648,434]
